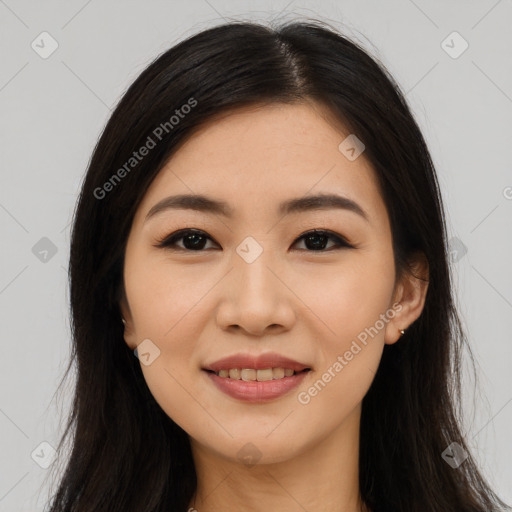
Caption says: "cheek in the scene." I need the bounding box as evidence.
[125,252,210,341]
[125,260,211,424]
[124,255,212,393]
[303,250,395,341]
[296,250,395,394]
[294,275,394,422]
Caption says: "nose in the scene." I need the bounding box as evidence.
[215,251,296,336]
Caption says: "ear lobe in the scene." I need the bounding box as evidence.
[119,294,137,350]
[384,252,429,345]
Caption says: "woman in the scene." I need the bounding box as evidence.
[46,19,510,512]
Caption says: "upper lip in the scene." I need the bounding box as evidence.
[203,352,312,372]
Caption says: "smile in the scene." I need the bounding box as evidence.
[208,367,307,381]
[203,368,311,402]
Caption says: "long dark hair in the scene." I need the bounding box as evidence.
[45,18,510,512]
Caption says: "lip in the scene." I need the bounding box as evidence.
[202,352,312,403]
[204,369,310,403]
[202,352,312,373]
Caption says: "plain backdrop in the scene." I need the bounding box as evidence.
[0,1,511,510]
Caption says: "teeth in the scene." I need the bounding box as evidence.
[228,369,240,379]
[214,367,301,381]
[256,368,273,381]
[241,368,257,381]
[273,367,285,379]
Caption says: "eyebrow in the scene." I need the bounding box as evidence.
[144,193,369,223]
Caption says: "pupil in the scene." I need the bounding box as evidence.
[184,233,206,250]
[305,234,327,250]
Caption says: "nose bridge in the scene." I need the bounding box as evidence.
[234,240,280,307]
[215,237,295,334]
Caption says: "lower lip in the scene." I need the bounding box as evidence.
[204,370,310,403]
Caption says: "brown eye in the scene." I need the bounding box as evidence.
[292,230,353,251]
[155,228,353,252]
[156,229,218,251]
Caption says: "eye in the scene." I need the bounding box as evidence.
[292,229,353,251]
[154,228,353,252]
[155,229,219,251]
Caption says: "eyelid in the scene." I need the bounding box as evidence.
[153,228,217,249]
[154,227,355,251]
[295,228,352,245]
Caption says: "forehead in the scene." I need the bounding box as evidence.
[136,101,387,225]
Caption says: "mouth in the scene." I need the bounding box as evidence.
[203,367,311,402]
[201,352,312,402]
[204,367,311,381]
[202,352,312,375]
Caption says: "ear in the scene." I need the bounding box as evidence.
[384,251,429,345]
[119,291,137,351]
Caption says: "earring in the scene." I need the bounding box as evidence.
[400,329,405,336]
[121,318,126,325]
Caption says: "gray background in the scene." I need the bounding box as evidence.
[0,0,511,509]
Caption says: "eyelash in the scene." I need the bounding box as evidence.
[154,228,354,252]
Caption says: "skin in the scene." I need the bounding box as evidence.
[120,100,429,512]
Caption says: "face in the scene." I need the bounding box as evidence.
[120,101,426,466]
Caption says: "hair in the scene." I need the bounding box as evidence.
[44,18,510,512]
